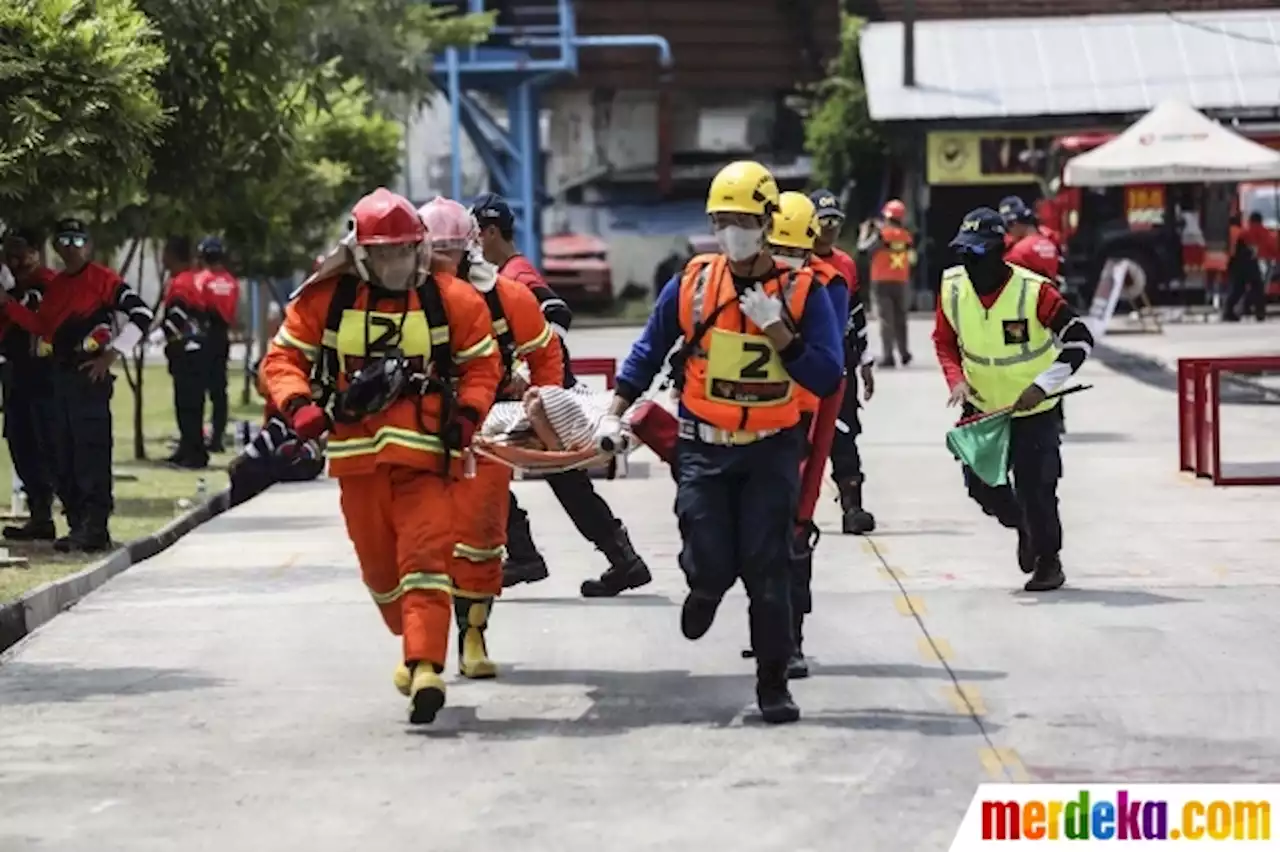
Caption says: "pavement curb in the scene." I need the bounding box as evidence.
[0,488,231,656]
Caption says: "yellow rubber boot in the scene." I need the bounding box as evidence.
[407,664,447,725]
[455,597,498,680]
[393,663,412,697]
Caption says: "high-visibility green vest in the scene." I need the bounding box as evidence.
[940,264,1060,418]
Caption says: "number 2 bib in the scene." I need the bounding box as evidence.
[704,328,792,407]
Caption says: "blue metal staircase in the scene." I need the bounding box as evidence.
[432,0,671,269]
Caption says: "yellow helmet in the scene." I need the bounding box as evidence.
[706,161,780,217]
[769,192,820,251]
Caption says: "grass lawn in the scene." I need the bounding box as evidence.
[0,360,263,603]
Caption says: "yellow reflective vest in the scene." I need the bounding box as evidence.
[940,264,1060,418]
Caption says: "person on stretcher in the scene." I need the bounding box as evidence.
[477,379,629,457]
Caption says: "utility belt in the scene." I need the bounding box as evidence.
[677,417,780,447]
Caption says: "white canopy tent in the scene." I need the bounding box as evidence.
[1064,100,1280,187]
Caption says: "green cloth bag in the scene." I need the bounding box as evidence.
[946,411,1013,487]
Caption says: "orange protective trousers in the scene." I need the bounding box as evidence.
[448,457,511,598]
[339,466,458,667]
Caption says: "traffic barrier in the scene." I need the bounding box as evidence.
[1178,356,1280,486]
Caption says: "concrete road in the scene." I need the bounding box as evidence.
[3,318,1280,852]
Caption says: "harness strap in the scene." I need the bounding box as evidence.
[483,287,517,381]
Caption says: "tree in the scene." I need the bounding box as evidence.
[802,14,887,216]
[0,0,167,222]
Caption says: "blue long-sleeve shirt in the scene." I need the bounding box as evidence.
[616,272,844,418]
[821,277,850,341]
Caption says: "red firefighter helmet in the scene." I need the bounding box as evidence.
[417,197,479,252]
[348,188,425,246]
[882,199,907,221]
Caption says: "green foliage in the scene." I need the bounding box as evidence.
[0,0,166,221]
[305,0,494,101]
[222,78,404,277]
[803,14,886,198]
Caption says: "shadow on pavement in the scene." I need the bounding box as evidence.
[1061,431,1132,444]
[499,594,676,607]
[865,528,970,537]
[1097,345,1280,404]
[1013,587,1194,607]
[0,663,221,704]
[407,666,1000,740]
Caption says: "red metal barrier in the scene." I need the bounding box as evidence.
[1177,356,1280,486]
[570,357,617,390]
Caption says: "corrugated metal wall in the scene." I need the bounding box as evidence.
[566,0,839,89]
[849,0,1280,21]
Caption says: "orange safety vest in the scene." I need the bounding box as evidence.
[676,254,814,433]
[795,256,843,414]
[869,225,913,283]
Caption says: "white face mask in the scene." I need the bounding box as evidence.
[774,255,805,270]
[716,225,764,262]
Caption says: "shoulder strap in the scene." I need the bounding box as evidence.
[666,261,734,391]
[414,276,453,386]
[313,275,361,400]
[483,286,517,376]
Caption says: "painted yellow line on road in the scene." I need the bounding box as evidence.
[980,748,1031,783]
[921,636,953,662]
[894,595,925,616]
[1213,565,1229,578]
[862,539,887,554]
[876,564,904,580]
[944,684,987,716]
[271,553,301,576]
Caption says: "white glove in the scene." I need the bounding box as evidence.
[0,264,14,293]
[738,284,783,330]
[594,414,626,454]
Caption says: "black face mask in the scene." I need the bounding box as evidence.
[962,251,1008,295]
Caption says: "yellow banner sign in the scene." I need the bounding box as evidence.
[927,132,1055,186]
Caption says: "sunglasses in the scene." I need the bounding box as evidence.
[56,235,88,248]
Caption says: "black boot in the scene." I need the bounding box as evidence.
[580,523,652,597]
[4,503,56,542]
[680,591,721,640]
[838,480,876,535]
[786,614,810,680]
[1017,526,1035,574]
[1025,554,1066,592]
[502,501,549,587]
[756,659,801,724]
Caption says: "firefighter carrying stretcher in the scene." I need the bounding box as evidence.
[260,187,503,725]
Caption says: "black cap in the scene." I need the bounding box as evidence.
[949,207,1008,255]
[2,225,42,248]
[809,189,845,221]
[198,236,225,258]
[470,192,514,232]
[55,218,89,239]
[997,195,1035,225]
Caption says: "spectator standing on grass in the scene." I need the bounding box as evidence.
[195,237,240,452]
[0,226,58,542]
[0,219,154,553]
[159,236,209,469]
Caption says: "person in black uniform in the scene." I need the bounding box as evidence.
[1,226,57,541]
[159,236,210,469]
[0,218,154,552]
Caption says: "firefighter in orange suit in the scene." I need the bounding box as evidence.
[605,161,844,724]
[260,187,502,725]
[858,199,915,367]
[410,196,563,683]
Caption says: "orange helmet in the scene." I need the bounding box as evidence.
[882,199,907,221]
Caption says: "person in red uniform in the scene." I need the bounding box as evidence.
[1223,212,1273,322]
[0,218,154,552]
[0,226,59,541]
[470,192,651,599]
[195,237,241,452]
[810,189,876,535]
[857,199,915,367]
[998,196,1061,282]
[159,236,210,468]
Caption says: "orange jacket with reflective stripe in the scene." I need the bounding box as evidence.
[261,272,502,478]
[491,273,564,388]
[869,225,914,283]
[676,254,814,432]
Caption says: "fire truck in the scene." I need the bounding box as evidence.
[1033,131,1280,306]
